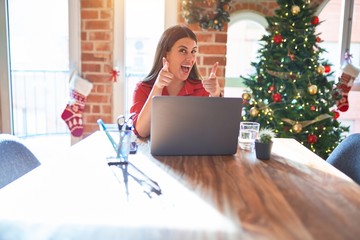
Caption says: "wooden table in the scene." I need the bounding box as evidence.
[0,131,360,240]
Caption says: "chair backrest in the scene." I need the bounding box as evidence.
[0,134,41,189]
[327,133,360,184]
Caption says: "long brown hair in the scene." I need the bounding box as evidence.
[143,25,202,82]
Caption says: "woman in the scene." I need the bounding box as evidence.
[130,25,222,138]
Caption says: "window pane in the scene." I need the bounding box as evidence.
[125,0,164,112]
[317,0,342,74]
[225,17,266,99]
[9,0,69,71]
[226,20,266,79]
[8,0,69,136]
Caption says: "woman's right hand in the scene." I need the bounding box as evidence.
[154,57,173,89]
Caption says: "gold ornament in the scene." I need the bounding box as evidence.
[249,107,259,117]
[282,114,332,129]
[293,123,302,133]
[317,65,325,74]
[291,5,300,15]
[308,84,318,95]
[242,93,251,101]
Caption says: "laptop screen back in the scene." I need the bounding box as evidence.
[150,96,243,156]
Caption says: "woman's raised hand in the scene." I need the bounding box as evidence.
[154,57,174,89]
[202,62,221,97]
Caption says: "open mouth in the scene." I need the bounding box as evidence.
[181,65,191,73]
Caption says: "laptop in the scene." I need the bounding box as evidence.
[150,96,243,156]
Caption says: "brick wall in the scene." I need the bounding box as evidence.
[80,0,114,138]
[79,0,326,138]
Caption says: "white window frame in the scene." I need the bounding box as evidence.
[316,0,354,68]
[339,0,354,65]
[0,0,80,133]
[69,0,81,73]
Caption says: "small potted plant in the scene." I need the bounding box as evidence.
[255,127,276,160]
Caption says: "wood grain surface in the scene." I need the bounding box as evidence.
[135,137,360,240]
[1,132,359,240]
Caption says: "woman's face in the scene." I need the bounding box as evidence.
[165,37,197,81]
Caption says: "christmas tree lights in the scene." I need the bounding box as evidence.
[242,0,349,159]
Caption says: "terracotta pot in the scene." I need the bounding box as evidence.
[255,141,273,160]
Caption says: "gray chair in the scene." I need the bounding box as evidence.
[327,133,360,184]
[0,134,41,189]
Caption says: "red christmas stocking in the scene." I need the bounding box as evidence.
[61,73,93,137]
[336,63,360,112]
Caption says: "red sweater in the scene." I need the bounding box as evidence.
[130,79,209,135]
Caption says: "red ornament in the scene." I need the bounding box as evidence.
[333,110,340,119]
[109,68,120,82]
[311,16,319,25]
[307,134,318,144]
[273,34,283,44]
[222,4,230,11]
[310,105,316,111]
[269,85,275,92]
[324,65,331,73]
[316,37,321,42]
[272,93,282,102]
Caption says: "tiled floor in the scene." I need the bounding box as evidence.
[22,134,72,164]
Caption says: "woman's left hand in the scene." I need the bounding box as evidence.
[202,62,221,97]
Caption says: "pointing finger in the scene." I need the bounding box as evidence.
[162,57,169,71]
[210,62,218,77]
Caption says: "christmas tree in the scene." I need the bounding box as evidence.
[241,0,349,159]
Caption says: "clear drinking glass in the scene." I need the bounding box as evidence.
[238,122,260,151]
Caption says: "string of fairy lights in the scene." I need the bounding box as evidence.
[241,0,346,156]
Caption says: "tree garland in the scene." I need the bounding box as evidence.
[182,0,232,31]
